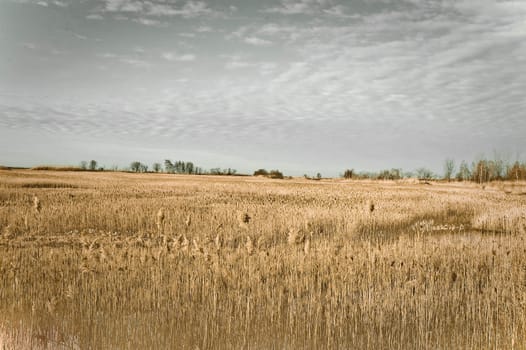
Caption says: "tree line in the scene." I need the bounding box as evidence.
[449,158,526,183]
[78,159,237,175]
[77,155,526,182]
[341,156,526,182]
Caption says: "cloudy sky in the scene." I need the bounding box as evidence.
[1,0,525,175]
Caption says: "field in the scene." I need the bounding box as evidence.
[1,170,526,349]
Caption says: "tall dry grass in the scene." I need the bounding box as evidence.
[0,170,525,349]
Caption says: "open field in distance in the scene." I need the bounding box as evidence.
[1,170,526,349]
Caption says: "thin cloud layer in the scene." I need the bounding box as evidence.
[1,0,525,173]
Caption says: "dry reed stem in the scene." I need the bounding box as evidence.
[33,195,41,213]
[214,233,222,251]
[245,236,254,255]
[304,236,311,256]
[156,208,165,232]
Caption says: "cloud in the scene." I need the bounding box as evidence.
[73,33,88,40]
[244,37,272,46]
[119,58,151,68]
[51,49,68,55]
[6,0,71,7]
[86,13,104,20]
[225,61,255,70]
[177,1,211,17]
[104,0,143,12]
[225,60,278,75]
[52,0,67,7]
[177,54,196,61]
[103,0,215,18]
[323,5,354,18]
[257,23,297,36]
[96,52,152,68]
[162,52,196,61]
[146,3,181,16]
[226,26,249,40]
[21,42,38,49]
[264,2,310,15]
[196,26,213,33]
[97,52,118,58]
[133,17,162,26]
[263,0,335,15]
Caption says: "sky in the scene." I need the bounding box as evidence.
[1,0,526,176]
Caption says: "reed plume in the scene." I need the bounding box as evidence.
[33,196,41,214]
[245,236,254,255]
[156,208,165,233]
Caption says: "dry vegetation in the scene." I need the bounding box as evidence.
[1,170,526,349]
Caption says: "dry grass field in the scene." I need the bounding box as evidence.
[1,170,526,349]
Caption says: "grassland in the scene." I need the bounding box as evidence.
[1,170,526,349]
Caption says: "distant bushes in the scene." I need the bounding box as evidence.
[253,169,284,179]
[31,166,85,171]
[209,168,238,176]
[343,169,353,179]
[253,169,269,177]
[269,170,284,179]
[341,168,408,180]
[341,156,526,183]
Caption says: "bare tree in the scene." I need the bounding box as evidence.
[130,161,141,172]
[416,167,433,180]
[89,160,98,171]
[456,160,471,181]
[443,158,456,182]
[164,160,174,173]
[343,169,353,179]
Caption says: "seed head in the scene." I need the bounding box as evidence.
[245,236,254,255]
[214,233,222,251]
[33,196,41,213]
[156,208,165,231]
[157,208,165,223]
[304,237,311,256]
[181,235,189,251]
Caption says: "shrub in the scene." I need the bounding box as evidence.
[268,170,284,179]
[343,169,354,179]
[254,169,269,176]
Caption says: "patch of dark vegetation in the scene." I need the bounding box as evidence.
[0,166,29,170]
[31,166,85,171]
[3,182,81,189]
[354,204,475,244]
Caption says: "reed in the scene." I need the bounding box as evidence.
[0,169,525,349]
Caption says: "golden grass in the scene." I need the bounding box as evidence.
[0,170,526,349]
